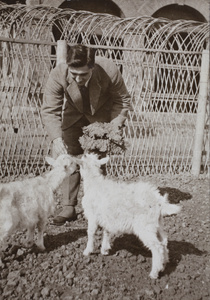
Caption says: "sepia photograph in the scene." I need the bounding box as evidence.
[0,0,209,299]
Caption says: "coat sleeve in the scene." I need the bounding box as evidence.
[41,65,66,141]
[102,58,131,125]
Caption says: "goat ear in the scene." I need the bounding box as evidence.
[72,157,83,166]
[99,156,110,165]
[45,156,56,166]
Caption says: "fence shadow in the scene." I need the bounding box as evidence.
[158,187,192,203]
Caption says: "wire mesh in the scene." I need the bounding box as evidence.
[0,4,209,178]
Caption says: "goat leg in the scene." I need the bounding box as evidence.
[83,219,98,256]
[101,229,111,255]
[36,219,46,251]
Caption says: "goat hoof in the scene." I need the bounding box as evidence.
[38,247,46,252]
[149,272,158,280]
[0,260,4,269]
[36,244,46,252]
[39,247,46,252]
[101,249,109,255]
[83,249,91,256]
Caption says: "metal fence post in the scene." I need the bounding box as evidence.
[192,49,209,176]
[55,39,70,204]
[56,40,67,65]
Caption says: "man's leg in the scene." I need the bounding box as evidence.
[52,172,80,225]
[62,172,80,207]
[51,117,89,225]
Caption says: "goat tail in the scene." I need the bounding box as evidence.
[160,193,181,216]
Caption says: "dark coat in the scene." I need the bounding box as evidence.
[41,56,131,141]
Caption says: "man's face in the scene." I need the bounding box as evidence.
[68,65,93,86]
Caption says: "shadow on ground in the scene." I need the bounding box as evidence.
[3,229,87,263]
[110,234,205,277]
[44,229,87,252]
[163,240,205,276]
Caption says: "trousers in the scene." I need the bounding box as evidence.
[59,116,90,206]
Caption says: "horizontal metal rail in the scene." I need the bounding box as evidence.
[0,36,205,55]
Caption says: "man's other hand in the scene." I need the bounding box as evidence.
[53,137,68,157]
[110,117,125,128]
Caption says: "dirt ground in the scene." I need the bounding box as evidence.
[0,174,209,300]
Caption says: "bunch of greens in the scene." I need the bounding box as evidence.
[79,122,127,156]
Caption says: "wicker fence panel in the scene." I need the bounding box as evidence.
[0,4,209,178]
[0,41,53,177]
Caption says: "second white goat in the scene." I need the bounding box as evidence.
[75,153,181,279]
[0,154,78,267]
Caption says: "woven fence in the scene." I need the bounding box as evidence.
[0,4,209,179]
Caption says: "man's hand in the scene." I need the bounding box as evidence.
[110,117,125,129]
[52,137,68,157]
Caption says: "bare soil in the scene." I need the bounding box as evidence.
[0,174,209,300]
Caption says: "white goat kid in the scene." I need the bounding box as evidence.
[75,153,181,279]
[0,154,77,267]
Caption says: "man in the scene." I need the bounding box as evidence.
[42,44,131,225]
